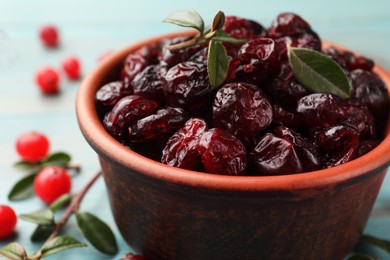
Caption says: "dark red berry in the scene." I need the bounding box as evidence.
[35,66,60,94]
[39,25,59,47]
[121,253,144,260]
[161,118,208,170]
[34,166,71,204]
[128,107,189,143]
[0,205,17,239]
[213,83,273,143]
[272,104,302,130]
[131,65,166,104]
[16,131,50,162]
[103,95,158,139]
[250,133,303,175]
[95,80,133,111]
[342,106,376,140]
[325,47,374,71]
[358,140,380,157]
[268,13,313,38]
[62,56,81,80]
[198,128,247,176]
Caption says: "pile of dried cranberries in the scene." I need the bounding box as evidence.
[95,13,389,176]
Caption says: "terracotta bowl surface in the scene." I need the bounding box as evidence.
[76,31,390,260]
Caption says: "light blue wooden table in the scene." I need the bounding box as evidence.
[1,1,390,259]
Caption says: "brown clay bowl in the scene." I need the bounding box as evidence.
[76,31,390,260]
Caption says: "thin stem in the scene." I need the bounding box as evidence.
[167,30,217,52]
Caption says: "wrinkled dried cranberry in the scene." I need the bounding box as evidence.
[131,65,166,104]
[275,33,322,59]
[212,83,272,143]
[164,60,213,113]
[161,118,208,170]
[250,133,303,175]
[342,106,376,140]
[95,80,133,112]
[275,126,321,171]
[297,93,350,127]
[103,95,158,139]
[268,13,313,38]
[198,128,247,176]
[315,125,359,167]
[325,47,374,71]
[121,253,144,260]
[128,107,189,142]
[272,104,302,130]
[358,140,380,157]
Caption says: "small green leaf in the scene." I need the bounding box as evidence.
[76,212,118,255]
[19,208,54,225]
[40,235,86,258]
[361,234,390,253]
[31,224,56,242]
[13,160,35,170]
[0,243,27,260]
[42,152,71,167]
[163,9,204,35]
[211,11,225,32]
[8,172,37,201]
[50,193,73,212]
[207,40,229,88]
[288,46,351,99]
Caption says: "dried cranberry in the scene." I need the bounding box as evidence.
[325,47,374,71]
[161,118,208,170]
[95,80,133,111]
[128,107,189,142]
[131,65,166,104]
[250,133,303,175]
[198,128,247,176]
[274,126,321,171]
[212,83,272,143]
[276,33,322,58]
[121,253,144,260]
[272,104,302,130]
[164,60,213,113]
[268,13,313,38]
[315,125,359,167]
[342,106,376,140]
[358,140,380,157]
[297,93,350,127]
[103,95,158,139]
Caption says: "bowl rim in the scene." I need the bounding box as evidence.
[76,30,390,192]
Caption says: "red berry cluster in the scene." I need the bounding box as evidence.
[95,13,389,176]
[36,25,81,94]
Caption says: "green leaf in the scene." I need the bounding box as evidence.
[163,9,204,35]
[8,172,37,201]
[31,224,56,242]
[0,243,27,260]
[287,46,351,99]
[211,11,225,32]
[42,152,71,167]
[40,235,86,258]
[50,193,73,212]
[361,234,390,253]
[13,160,35,170]
[207,40,229,89]
[19,208,54,225]
[76,212,118,255]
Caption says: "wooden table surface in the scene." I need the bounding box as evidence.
[1,1,390,259]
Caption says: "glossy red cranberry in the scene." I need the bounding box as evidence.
[34,166,72,204]
[131,65,166,104]
[121,253,144,260]
[39,25,59,47]
[103,95,158,139]
[272,104,302,130]
[0,205,17,239]
[297,93,350,127]
[223,16,266,40]
[342,106,376,140]
[275,126,321,171]
[250,133,303,175]
[62,56,81,80]
[268,13,312,38]
[164,60,213,113]
[325,47,374,71]
[315,125,359,167]
[198,128,247,176]
[161,118,208,170]
[16,131,50,162]
[35,66,60,94]
[129,107,189,143]
[358,140,380,157]
[95,80,133,111]
[212,83,272,143]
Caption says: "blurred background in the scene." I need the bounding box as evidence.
[0,0,390,259]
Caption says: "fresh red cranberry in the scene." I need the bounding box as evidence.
[212,83,273,143]
[315,125,359,167]
[35,66,60,94]
[274,126,321,171]
[250,133,303,175]
[95,80,133,111]
[129,107,189,143]
[161,118,208,170]
[358,140,380,157]
[16,131,50,162]
[342,106,376,140]
[296,93,350,127]
[272,104,302,130]
[34,166,71,204]
[131,65,166,104]
[198,128,247,175]
[325,47,374,71]
[103,95,158,139]
[0,205,17,239]
[39,25,59,47]
[62,56,81,80]
[268,13,313,38]
[164,60,213,113]
[121,253,144,260]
